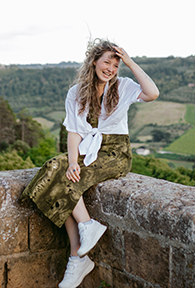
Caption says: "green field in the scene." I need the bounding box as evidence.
[131,101,186,134]
[34,117,54,129]
[32,101,195,159]
[47,111,66,121]
[185,104,195,125]
[158,158,194,169]
[165,127,195,155]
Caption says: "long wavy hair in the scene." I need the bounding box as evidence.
[76,38,120,117]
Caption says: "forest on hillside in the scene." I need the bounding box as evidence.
[0,55,195,116]
[0,56,195,186]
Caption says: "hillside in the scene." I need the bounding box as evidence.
[0,56,195,116]
[0,57,195,165]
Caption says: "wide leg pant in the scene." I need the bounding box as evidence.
[20,134,132,228]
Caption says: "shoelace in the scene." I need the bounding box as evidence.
[65,259,78,276]
[79,225,88,242]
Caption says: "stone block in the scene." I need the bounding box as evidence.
[0,185,6,210]
[98,263,113,287]
[79,266,101,288]
[171,246,195,287]
[113,269,156,288]
[99,184,129,218]
[0,217,28,255]
[124,173,195,244]
[96,173,195,245]
[0,259,6,288]
[125,232,169,287]
[91,226,124,271]
[29,212,67,253]
[7,249,67,288]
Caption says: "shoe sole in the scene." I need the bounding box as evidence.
[77,225,107,257]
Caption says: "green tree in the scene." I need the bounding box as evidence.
[59,120,68,152]
[0,150,35,171]
[27,136,58,166]
[151,129,170,142]
[131,155,195,186]
[11,139,30,158]
[15,108,44,147]
[0,97,16,144]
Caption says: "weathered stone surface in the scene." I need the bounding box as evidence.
[96,173,195,244]
[7,249,67,288]
[0,168,40,220]
[91,225,124,271]
[79,266,102,288]
[0,259,5,288]
[29,212,67,253]
[171,246,195,287]
[98,263,113,287]
[0,216,28,255]
[1,168,195,287]
[125,232,169,287]
[113,269,157,288]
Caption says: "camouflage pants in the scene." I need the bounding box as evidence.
[20,134,132,228]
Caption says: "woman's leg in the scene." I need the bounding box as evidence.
[60,212,95,288]
[65,195,106,258]
[65,215,80,256]
[65,196,90,255]
[72,196,90,223]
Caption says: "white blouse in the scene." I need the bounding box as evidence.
[63,77,143,166]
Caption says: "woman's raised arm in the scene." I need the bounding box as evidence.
[114,46,159,102]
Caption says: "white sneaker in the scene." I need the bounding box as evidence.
[77,219,107,257]
[58,255,95,288]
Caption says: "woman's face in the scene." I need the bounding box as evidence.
[94,51,119,85]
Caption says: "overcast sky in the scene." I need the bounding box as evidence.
[0,0,194,65]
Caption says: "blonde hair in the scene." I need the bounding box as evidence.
[76,38,120,117]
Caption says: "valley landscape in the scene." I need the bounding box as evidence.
[0,55,195,174]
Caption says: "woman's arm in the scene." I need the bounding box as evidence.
[66,131,82,183]
[114,47,159,102]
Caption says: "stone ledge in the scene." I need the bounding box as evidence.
[85,173,195,245]
[1,168,195,288]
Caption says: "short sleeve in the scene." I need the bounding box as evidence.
[118,77,144,106]
[63,88,77,133]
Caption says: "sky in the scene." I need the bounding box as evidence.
[0,0,194,65]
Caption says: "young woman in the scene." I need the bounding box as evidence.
[20,39,159,288]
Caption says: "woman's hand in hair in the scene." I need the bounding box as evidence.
[113,46,132,67]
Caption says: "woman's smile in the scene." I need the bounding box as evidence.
[94,51,119,84]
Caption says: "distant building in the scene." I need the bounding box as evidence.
[0,64,5,70]
[136,148,150,156]
[188,83,194,87]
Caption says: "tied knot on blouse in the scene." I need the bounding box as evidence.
[79,128,102,166]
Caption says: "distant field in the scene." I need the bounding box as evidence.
[185,104,195,125]
[131,101,186,133]
[47,111,66,121]
[165,127,195,155]
[159,158,194,170]
[34,117,54,129]
[168,160,194,170]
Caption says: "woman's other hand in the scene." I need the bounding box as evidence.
[66,163,81,183]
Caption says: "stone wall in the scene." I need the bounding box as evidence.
[1,168,195,288]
